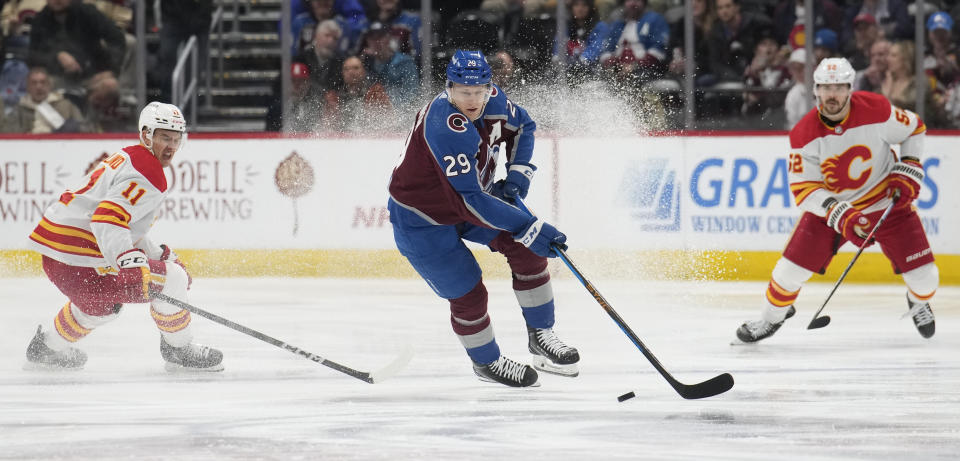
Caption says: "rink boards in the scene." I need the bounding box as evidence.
[0,133,956,282]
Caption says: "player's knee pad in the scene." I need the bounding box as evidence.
[771,258,814,292]
[903,262,938,299]
[151,261,189,314]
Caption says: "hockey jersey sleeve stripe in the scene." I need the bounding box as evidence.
[790,181,824,205]
[91,201,132,228]
[911,121,926,136]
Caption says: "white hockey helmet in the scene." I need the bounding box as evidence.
[813,57,855,87]
[138,101,187,153]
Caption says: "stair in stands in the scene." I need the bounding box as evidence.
[188,0,283,131]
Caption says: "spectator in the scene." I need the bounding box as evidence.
[488,49,518,93]
[153,0,213,103]
[1,0,43,54]
[1,56,28,112]
[28,0,124,116]
[555,0,600,72]
[771,0,842,47]
[583,0,670,83]
[296,19,345,93]
[322,55,393,132]
[705,0,772,83]
[844,13,880,70]
[3,66,89,133]
[923,12,959,91]
[284,62,325,133]
[813,28,838,64]
[741,26,790,118]
[783,48,812,128]
[667,0,717,86]
[85,0,137,89]
[854,38,890,92]
[882,40,948,126]
[843,0,911,42]
[365,0,421,58]
[291,0,367,57]
[360,21,419,109]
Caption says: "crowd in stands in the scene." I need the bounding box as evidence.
[3,0,960,133]
[0,0,142,133]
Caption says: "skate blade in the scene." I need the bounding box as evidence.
[476,375,541,387]
[164,362,225,373]
[22,361,84,371]
[531,355,579,377]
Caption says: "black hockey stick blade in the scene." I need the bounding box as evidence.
[673,372,735,400]
[807,315,831,330]
[152,292,411,383]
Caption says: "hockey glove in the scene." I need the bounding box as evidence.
[514,217,567,258]
[887,159,923,210]
[116,249,153,302]
[502,163,536,199]
[160,244,191,289]
[826,200,871,248]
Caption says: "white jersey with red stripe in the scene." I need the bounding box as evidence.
[788,91,926,217]
[28,144,167,270]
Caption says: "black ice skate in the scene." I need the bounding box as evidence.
[25,325,87,370]
[735,305,796,343]
[527,327,580,377]
[160,337,224,372]
[904,295,935,339]
[473,355,540,387]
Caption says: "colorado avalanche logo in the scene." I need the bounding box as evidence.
[447,113,468,133]
[822,145,872,192]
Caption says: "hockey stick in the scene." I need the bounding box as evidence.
[514,199,733,399]
[152,292,413,383]
[807,195,899,330]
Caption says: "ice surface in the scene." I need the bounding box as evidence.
[1,277,958,460]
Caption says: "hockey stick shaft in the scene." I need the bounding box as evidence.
[553,247,733,399]
[153,292,410,383]
[807,196,898,329]
[515,199,733,399]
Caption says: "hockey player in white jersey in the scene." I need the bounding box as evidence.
[737,58,939,342]
[25,102,224,371]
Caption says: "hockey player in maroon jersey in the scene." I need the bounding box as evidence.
[388,50,579,387]
[25,102,224,371]
[737,57,939,342]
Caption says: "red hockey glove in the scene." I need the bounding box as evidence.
[116,249,153,302]
[887,159,923,210]
[160,244,191,289]
[826,201,872,248]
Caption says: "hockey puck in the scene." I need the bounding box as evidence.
[617,391,636,402]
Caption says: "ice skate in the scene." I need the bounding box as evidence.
[473,355,540,387]
[735,305,796,343]
[160,337,224,372]
[527,327,580,377]
[24,325,87,370]
[903,295,935,339]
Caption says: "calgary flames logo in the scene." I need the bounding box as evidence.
[821,145,872,192]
